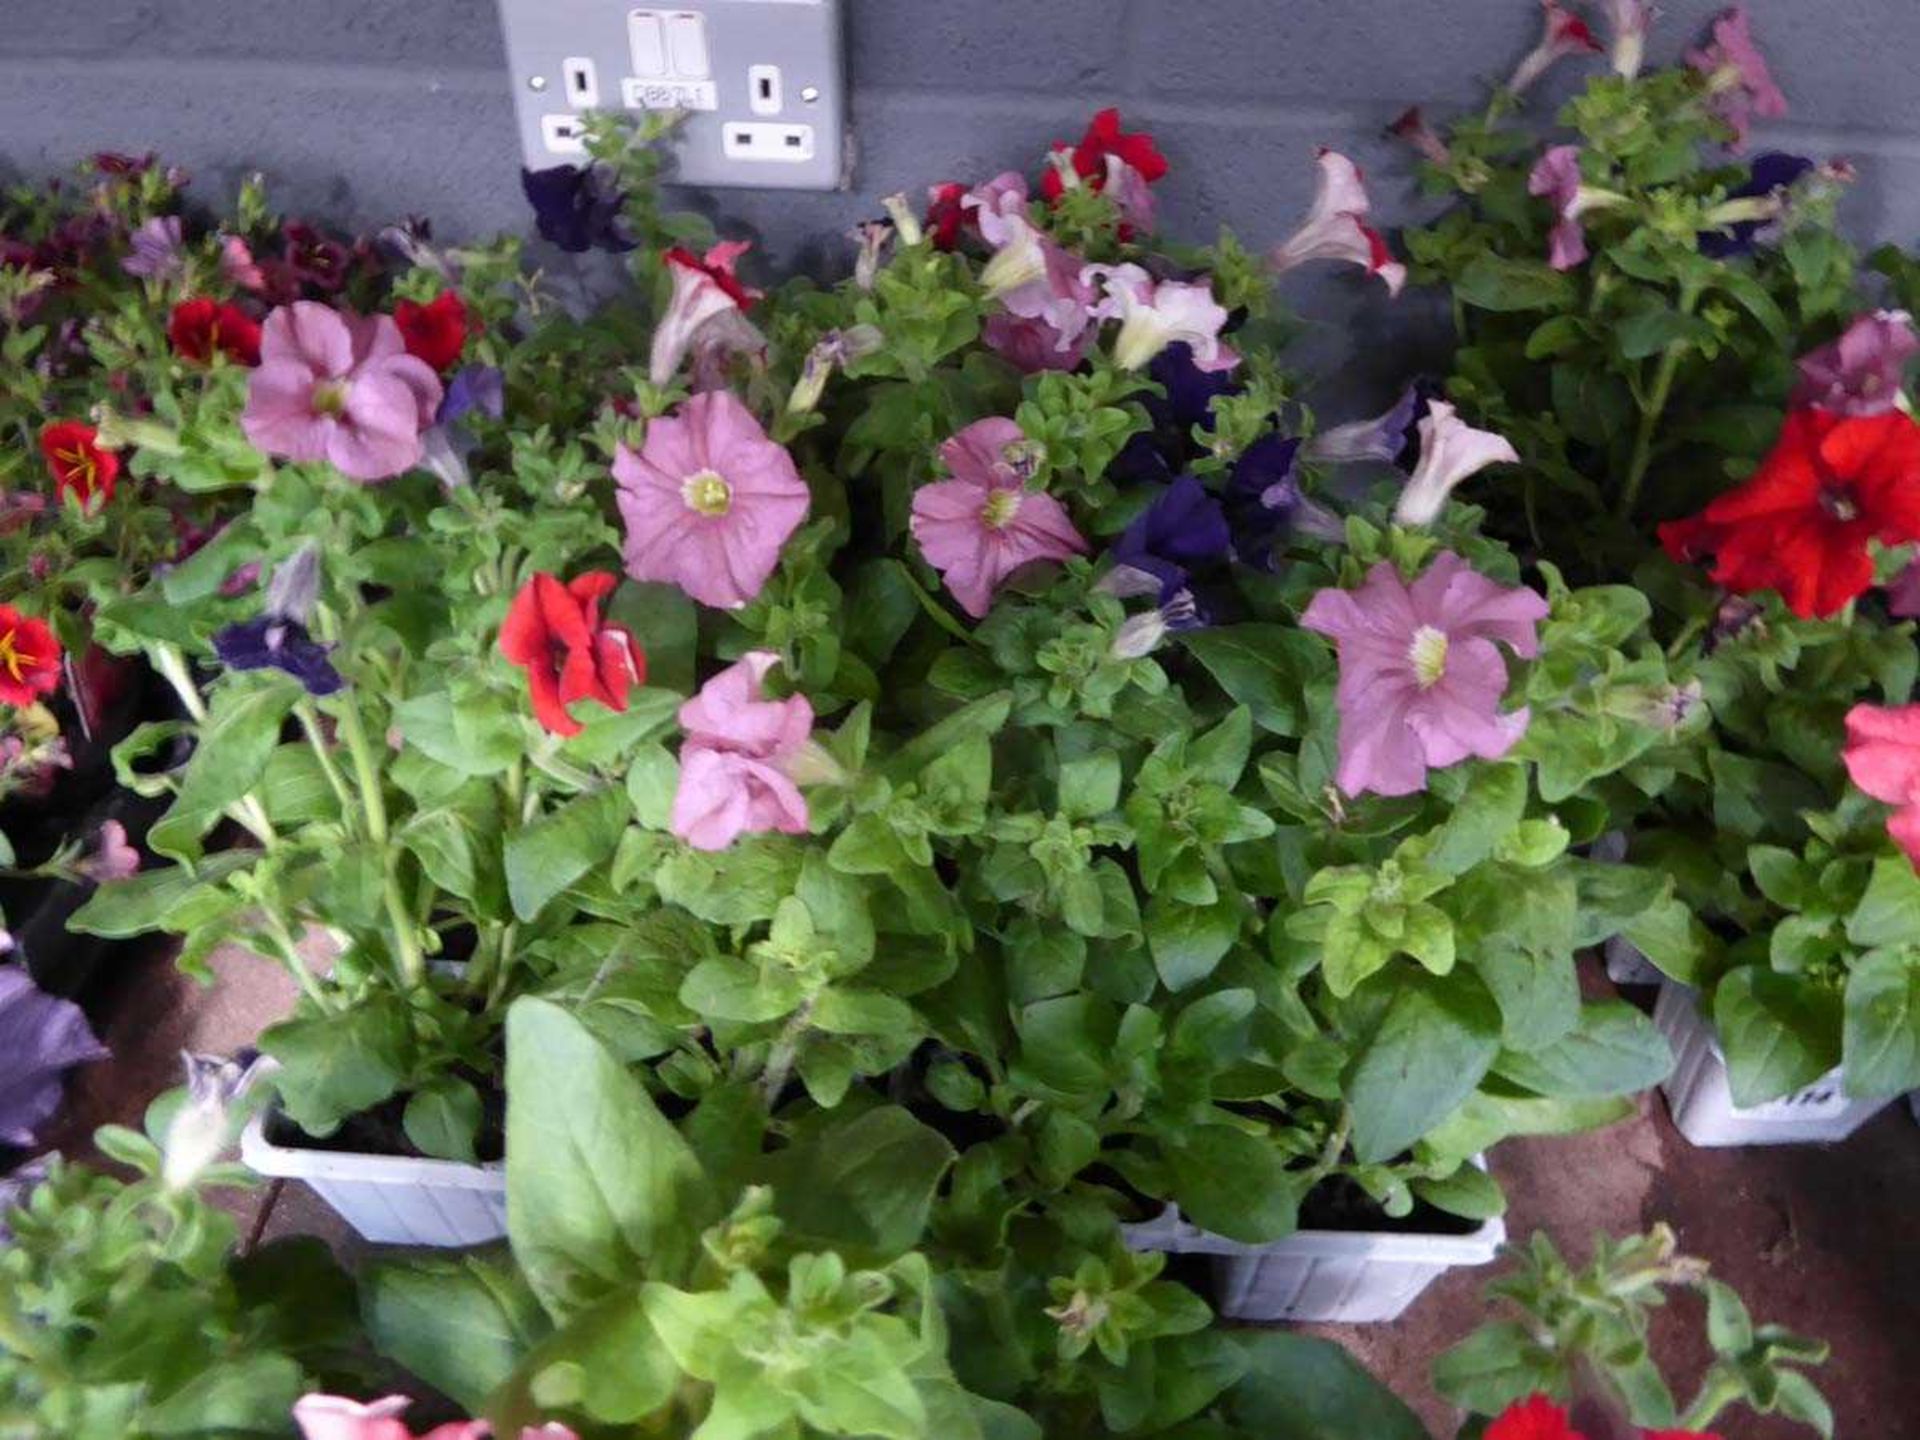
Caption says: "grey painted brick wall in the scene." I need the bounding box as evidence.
[4,2,1919,400]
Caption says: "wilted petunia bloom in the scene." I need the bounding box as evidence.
[910,417,1087,618]
[1268,150,1405,295]
[1393,401,1520,526]
[160,1050,267,1191]
[1527,145,1627,271]
[1302,553,1547,797]
[614,391,810,610]
[671,651,815,851]
[648,241,765,388]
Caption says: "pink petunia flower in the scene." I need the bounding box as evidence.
[1687,6,1787,150]
[1505,0,1602,96]
[1791,310,1918,417]
[1387,108,1452,167]
[1601,0,1655,78]
[1843,704,1920,867]
[1101,153,1158,237]
[1527,145,1627,271]
[910,418,1087,618]
[74,820,140,883]
[972,173,1100,360]
[122,216,185,279]
[1082,263,1236,372]
[241,302,443,481]
[1302,552,1548,797]
[613,390,810,610]
[671,651,814,851]
[220,234,266,292]
[1393,400,1520,525]
[648,241,765,388]
[291,1392,575,1440]
[1268,149,1406,296]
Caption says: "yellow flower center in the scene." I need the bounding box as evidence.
[1408,624,1449,688]
[56,446,97,489]
[683,469,733,517]
[311,381,348,417]
[0,626,36,682]
[980,488,1023,530]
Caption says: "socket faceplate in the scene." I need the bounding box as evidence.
[499,0,847,191]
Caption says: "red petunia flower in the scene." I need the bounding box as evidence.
[1658,408,1920,619]
[1040,107,1169,203]
[394,291,472,373]
[1487,1395,1586,1440]
[39,421,120,513]
[499,572,646,737]
[0,604,62,708]
[925,182,970,251]
[168,297,262,366]
[661,246,759,309]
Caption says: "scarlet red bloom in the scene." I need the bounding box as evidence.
[1658,408,1920,619]
[394,291,472,373]
[1040,107,1169,202]
[925,182,970,251]
[499,572,645,737]
[0,604,62,708]
[1487,1395,1585,1440]
[39,422,120,513]
[168,297,262,365]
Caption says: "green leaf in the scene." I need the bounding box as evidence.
[1411,1163,1507,1222]
[1432,1320,1559,1416]
[1058,749,1121,820]
[879,692,1012,782]
[505,998,712,1317]
[1188,706,1254,787]
[1493,1000,1672,1097]
[403,1076,484,1163]
[1454,253,1578,312]
[758,1106,954,1258]
[811,986,917,1036]
[141,1354,305,1437]
[1146,893,1243,991]
[1181,625,1325,736]
[1713,970,1842,1107]
[1841,949,1920,1097]
[66,853,251,938]
[1845,856,1920,948]
[393,687,524,777]
[1348,973,1503,1164]
[259,1004,414,1137]
[362,1252,552,1415]
[1226,1331,1430,1440]
[1427,763,1527,876]
[150,675,302,861]
[607,581,698,695]
[505,787,630,920]
[1424,1093,1632,1162]
[1167,1126,1304,1244]
[1704,1278,1754,1355]
[1615,300,1708,359]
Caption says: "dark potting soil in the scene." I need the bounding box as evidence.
[266,1079,506,1164]
[1296,1171,1483,1236]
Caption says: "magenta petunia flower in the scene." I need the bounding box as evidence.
[1687,6,1787,150]
[613,390,810,610]
[1505,0,1602,95]
[910,417,1088,618]
[1843,704,1920,867]
[1082,263,1236,373]
[1791,310,1918,417]
[1393,400,1520,526]
[73,820,140,883]
[1528,145,1627,272]
[0,965,109,1146]
[1268,149,1405,296]
[241,302,443,482]
[671,651,814,851]
[1302,553,1547,797]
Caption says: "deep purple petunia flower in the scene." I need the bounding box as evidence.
[211,618,343,696]
[522,164,638,254]
[1110,474,1232,597]
[1225,435,1342,567]
[438,365,505,427]
[1697,152,1813,257]
[1146,341,1245,434]
[0,967,109,1147]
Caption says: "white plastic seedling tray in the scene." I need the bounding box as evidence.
[1121,1157,1505,1324]
[241,1111,507,1246]
[1652,985,1890,1147]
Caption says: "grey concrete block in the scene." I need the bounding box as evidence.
[847,0,1127,95]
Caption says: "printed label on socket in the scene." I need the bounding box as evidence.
[622,77,719,111]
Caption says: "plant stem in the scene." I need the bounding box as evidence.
[331,698,388,844]
[1617,285,1701,522]
[760,1003,815,1108]
[330,693,423,988]
[293,702,356,815]
[151,642,279,846]
[1677,1370,1744,1433]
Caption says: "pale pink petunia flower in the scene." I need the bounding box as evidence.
[1506,0,1602,95]
[910,417,1087,618]
[614,390,809,610]
[972,174,1100,359]
[241,302,443,481]
[1082,262,1237,372]
[291,1393,576,1440]
[1268,149,1406,296]
[74,820,140,883]
[1393,400,1520,526]
[220,235,266,292]
[1526,144,1625,271]
[648,240,765,388]
[1843,704,1920,867]
[1790,310,1918,417]
[1103,153,1158,236]
[1601,0,1655,78]
[122,216,185,279]
[671,651,814,851]
[1687,6,1787,150]
[1302,552,1548,797]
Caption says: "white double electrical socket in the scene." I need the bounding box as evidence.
[499,0,847,191]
